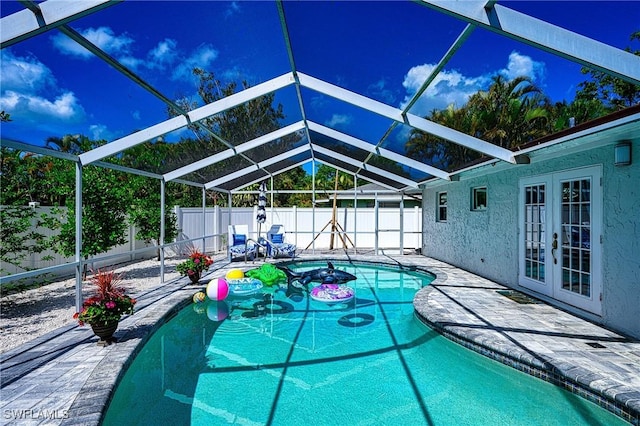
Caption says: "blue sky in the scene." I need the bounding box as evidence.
[1,1,639,153]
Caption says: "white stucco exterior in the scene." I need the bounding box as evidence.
[422,119,640,339]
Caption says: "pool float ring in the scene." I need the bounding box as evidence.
[227,277,264,296]
[226,268,245,280]
[245,263,287,286]
[310,284,354,304]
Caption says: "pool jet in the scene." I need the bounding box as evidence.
[277,262,356,294]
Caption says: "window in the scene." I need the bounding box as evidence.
[437,192,447,221]
[472,187,487,211]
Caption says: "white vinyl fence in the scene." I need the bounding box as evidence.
[0,206,155,277]
[175,205,422,254]
[1,205,422,279]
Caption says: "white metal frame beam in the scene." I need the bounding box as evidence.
[298,72,517,164]
[314,159,401,192]
[312,144,418,188]
[308,121,451,181]
[188,73,296,123]
[418,0,640,84]
[233,159,313,192]
[79,73,296,165]
[1,0,119,48]
[163,121,305,182]
[205,145,308,189]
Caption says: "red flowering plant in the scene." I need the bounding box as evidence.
[73,269,136,326]
[176,249,213,277]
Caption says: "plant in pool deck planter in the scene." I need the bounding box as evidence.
[176,249,214,282]
[73,269,136,345]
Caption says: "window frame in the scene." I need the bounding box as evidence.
[471,186,487,211]
[437,191,447,222]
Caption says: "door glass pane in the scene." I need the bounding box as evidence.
[581,180,590,202]
[581,250,590,273]
[523,184,545,282]
[560,178,592,298]
[562,182,570,202]
[581,274,591,296]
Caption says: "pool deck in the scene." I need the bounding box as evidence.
[1,254,639,425]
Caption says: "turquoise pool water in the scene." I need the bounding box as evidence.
[103,262,626,425]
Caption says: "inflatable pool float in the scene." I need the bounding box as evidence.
[310,284,354,304]
[227,277,264,296]
[245,263,287,286]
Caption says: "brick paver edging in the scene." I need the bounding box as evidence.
[413,281,640,426]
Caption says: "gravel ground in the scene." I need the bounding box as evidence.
[0,258,184,354]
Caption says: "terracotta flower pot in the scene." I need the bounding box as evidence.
[90,321,119,346]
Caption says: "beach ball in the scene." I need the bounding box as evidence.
[207,301,229,322]
[192,291,206,304]
[226,268,244,280]
[206,278,229,301]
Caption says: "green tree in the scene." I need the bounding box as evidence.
[0,148,54,272]
[170,69,311,207]
[406,75,550,170]
[45,135,94,155]
[548,98,607,131]
[466,75,550,148]
[273,167,312,207]
[576,31,640,111]
[126,175,178,259]
[52,164,130,265]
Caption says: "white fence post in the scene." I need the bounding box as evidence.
[214,205,221,252]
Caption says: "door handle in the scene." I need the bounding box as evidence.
[551,232,558,264]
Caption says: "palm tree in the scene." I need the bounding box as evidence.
[466,75,549,148]
[45,134,94,154]
[406,75,551,171]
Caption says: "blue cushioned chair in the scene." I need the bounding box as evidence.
[265,225,296,259]
[228,225,257,261]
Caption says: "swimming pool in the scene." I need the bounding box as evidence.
[103,261,626,425]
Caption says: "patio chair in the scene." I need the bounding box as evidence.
[228,225,258,261]
[265,224,297,259]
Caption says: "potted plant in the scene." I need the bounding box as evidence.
[176,249,213,283]
[73,269,136,346]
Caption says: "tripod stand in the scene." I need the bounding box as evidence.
[305,170,355,250]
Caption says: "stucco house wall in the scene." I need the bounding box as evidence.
[422,139,639,339]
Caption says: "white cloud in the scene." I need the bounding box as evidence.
[119,55,144,70]
[88,123,114,141]
[500,51,545,83]
[401,52,546,117]
[368,78,396,104]
[0,50,85,124]
[52,27,134,59]
[0,50,55,92]
[51,26,219,81]
[225,1,241,19]
[148,39,178,66]
[1,90,85,122]
[221,66,243,82]
[325,114,353,128]
[171,44,219,81]
[401,64,487,116]
[310,95,327,111]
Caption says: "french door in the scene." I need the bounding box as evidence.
[519,166,602,315]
